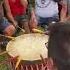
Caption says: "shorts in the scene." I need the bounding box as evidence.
[14,14,29,24]
[36,15,59,26]
[0,17,11,33]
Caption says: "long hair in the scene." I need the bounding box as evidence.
[48,22,70,70]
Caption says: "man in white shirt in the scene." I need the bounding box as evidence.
[30,0,67,30]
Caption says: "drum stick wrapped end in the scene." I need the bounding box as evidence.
[6,36,15,40]
[32,28,44,34]
[0,51,7,55]
[0,34,15,40]
[15,56,21,69]
[40,54,46,64]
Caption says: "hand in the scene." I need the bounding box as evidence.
[31,17,38,28]
[13,21,18,27]
[44,31,50,35]
[31,10,38,28]
[66,16,70,20]
[60,16,70,22]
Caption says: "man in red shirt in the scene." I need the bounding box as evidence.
[0,0,16,36]
[4,0,30,33]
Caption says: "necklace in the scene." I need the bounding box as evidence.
[36,0,51,8]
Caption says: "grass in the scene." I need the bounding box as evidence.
[0,29,24,70]
[0,64,9,70]
[0,53,10,70]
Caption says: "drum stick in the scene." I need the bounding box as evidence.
[0,34,15,40]
[29,28,49,35]
[17,25,25,33]
[0,48,16,56]
[40,54,46,65]
[32,28,45,34]
[15,56,21,69]
[0,51,7,55]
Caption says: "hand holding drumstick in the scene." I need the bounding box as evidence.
[32,28,49,35]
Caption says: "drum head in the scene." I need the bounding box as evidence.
[6,33,49,61]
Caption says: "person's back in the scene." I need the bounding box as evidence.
[48,22,70,70]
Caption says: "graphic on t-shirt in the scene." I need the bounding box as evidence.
[36,0,51,8]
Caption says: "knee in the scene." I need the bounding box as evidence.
[4,25,16,36]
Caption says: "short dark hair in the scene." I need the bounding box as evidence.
[48,21,70,70]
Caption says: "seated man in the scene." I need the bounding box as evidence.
[30,0,67,30]
[0,1,15,36]
[48,21,70,70]
[4,0,31,33]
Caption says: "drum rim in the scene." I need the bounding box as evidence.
[6,33,49,61]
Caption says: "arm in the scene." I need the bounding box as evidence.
[20,0,28,8]
[59,0,67,22]
[20,0,37,24]
[31,8,37,21]
[30,8,38,29]
[4,0,17,26]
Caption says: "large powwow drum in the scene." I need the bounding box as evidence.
[6,33,49,70]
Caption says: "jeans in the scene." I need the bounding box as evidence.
[36,15,59,30]
[36,15,59,26]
